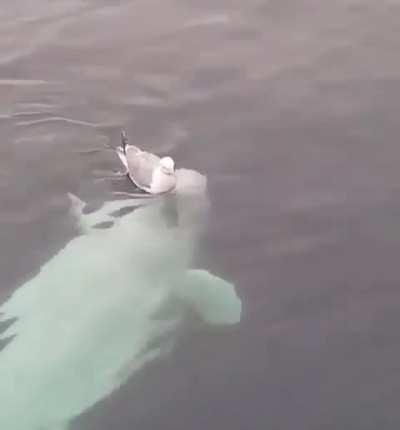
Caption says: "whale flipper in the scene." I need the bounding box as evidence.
[174,269,242,325]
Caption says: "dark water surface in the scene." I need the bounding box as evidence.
[2,1,400,429]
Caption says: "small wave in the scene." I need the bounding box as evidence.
[184,13,231,28]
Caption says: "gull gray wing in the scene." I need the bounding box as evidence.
[125,149,160,188]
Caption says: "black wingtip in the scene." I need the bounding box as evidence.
[121,130,128,154]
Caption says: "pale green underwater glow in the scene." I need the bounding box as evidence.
[0,182,241,430]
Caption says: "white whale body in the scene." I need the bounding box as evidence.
[0,186,241,430]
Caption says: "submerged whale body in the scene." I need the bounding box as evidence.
[0,186,241,430]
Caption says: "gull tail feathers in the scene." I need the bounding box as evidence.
[116,130,142,172]
[119,130,141,153]
[116,146,128,171]
[121,130,129,154]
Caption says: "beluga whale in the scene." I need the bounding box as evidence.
[0,171,241,430]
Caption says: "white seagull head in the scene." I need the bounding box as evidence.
[159,156,175,174]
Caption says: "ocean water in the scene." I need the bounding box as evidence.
[1,1,400,429]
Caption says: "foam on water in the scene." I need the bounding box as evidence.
[0,176,241,430]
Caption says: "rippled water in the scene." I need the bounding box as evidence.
[2,1,400,429]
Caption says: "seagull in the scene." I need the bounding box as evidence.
[116,131,177,194]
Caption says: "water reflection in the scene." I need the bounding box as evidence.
[0,184,241,430]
